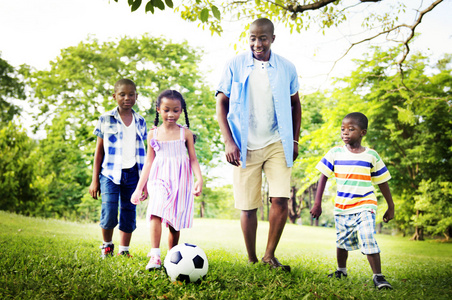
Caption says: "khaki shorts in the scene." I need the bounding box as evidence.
[233,142,291,210]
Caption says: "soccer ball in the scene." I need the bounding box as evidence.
[163,243,208,283]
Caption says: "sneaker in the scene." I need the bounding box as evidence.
[373,275,393,290]
[261,257,291,272]
[328,270,347,279]
[145,254,161,271]
[118,251,132,258]
[100,243,114,259]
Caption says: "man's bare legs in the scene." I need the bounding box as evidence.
[262,197,288,261]
[241,209,259,263]
[241,197,289,266]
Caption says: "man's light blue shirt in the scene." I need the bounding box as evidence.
[216,50,299,167]
[93,108,147,184]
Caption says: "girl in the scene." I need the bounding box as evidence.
[130,90,203,270]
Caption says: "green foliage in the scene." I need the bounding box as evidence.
[21,35,221,221]
[119,0,410,38]
[0,123,43,215]
[197,183,238,219]
[1,212,452,299]
[0,55,25,124]
[295,47,452,236]
[413,180,452,239]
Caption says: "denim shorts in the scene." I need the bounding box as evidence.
[335,210,380,255]
[99,164,139,233]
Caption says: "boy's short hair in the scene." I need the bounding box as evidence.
[344,112,368,130]
[251,18,274,35]
[114,79,136,92]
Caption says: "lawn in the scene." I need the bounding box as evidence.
[1,211,451,299]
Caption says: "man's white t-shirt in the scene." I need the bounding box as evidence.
[247,59,281,150]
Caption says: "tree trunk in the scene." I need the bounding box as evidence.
[411,226,424,240]
[411,210,424,241]
[200,201,205,218]
[288,186,298,224]
[447,226,452,241]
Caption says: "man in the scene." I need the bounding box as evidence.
[216,18,302,271]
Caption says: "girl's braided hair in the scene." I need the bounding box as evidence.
[154,90,197,142]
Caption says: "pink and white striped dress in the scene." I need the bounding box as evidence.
[146,125,194,231]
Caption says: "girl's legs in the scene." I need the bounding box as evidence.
[147,216,163,270]
[168,225,180,249]
[150,216,162,248]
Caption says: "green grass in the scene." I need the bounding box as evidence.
[1,211,451,299]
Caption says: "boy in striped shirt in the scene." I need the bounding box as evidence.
[310,112,395,290]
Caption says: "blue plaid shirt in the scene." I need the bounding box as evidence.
[93,108,147,185]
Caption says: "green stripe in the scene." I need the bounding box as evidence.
[331,146,344,154]
[336,178,373,187]
[367,149,380,162]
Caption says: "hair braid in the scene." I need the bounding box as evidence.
[183,105,190,129]
[154,111,159,127]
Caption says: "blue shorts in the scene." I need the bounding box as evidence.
[334,210,380,255]
[99,164,139,233]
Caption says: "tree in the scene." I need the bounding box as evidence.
[0,122,41,215]
[196,183,237,219]
[355,49,452,239]
[295,46,452,238]
[413,180,452,241]
[121,0,445,68]
[0,56,25,124]
[22,35,221,220]
[0,58,40,216]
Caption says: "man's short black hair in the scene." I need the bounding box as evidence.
[344,112,368,130]
[251,18,274,35]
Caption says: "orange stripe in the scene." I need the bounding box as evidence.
[335,199,377,210]
[334,173,371,181]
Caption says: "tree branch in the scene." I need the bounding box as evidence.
[290,0,339,13]
[397,0,443,67]
[325,0,444,85]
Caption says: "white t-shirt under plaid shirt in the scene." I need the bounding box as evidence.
[93,107,147,185]
[316,146,391,215]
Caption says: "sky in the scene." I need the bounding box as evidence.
[0,0,451,184]
[1,0,451,92]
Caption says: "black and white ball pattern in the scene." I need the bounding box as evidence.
[163,243,208,283]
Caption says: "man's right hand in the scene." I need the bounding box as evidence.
[225,141,241,167]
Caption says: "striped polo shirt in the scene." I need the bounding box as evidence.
[316,146,391,215]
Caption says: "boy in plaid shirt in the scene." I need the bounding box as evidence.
[310,112,395,290]
[89,79,147,258]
